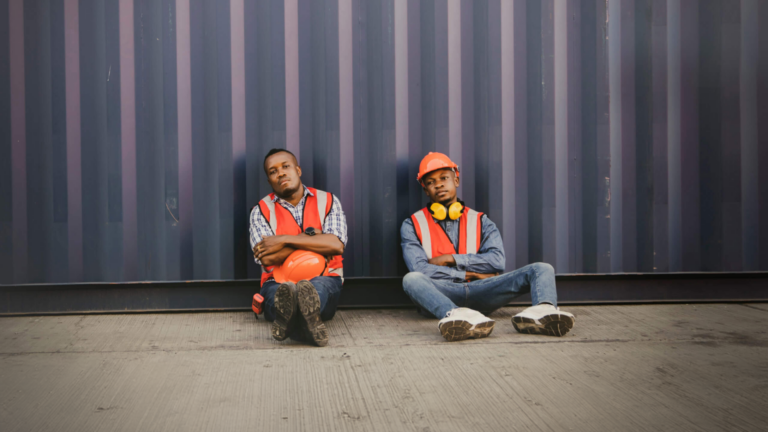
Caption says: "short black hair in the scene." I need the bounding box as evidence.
[263,148,298,172]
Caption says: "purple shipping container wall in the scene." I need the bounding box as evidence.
[1,0,767,284]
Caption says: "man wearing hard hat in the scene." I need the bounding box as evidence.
[249,148,346,347]
[400,152,575,341]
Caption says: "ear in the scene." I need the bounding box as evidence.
[453,174,460,187]
[297,165,302,177]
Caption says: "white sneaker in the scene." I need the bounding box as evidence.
[512,304,575,337]
[438,308,495,342]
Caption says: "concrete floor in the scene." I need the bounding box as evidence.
[1,303,767,432]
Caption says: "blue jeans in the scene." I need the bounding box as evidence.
[260,276,343,322]
[402,263,558,319]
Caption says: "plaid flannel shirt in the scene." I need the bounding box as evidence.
[248,186,347,266]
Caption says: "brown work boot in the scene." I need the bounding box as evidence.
[297,280,329,347]
[271,282,298,341]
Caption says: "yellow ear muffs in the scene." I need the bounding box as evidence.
[429,202,448,220]
[447,201,464,220]
[429,201,464,221]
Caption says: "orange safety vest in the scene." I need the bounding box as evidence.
[410,207,483,259]
[257,187,344,286]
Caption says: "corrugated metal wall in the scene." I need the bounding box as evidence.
[1,0,767,284]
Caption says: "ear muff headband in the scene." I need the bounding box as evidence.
[429,200,465,221]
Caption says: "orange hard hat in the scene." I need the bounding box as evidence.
[416,152,460,182]
[272,250,328,283]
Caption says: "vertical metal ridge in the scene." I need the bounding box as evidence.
[720,0,742,271]
[580,0,598,273]
[679,0,700,271]
[471,0,490,224]
[667,0,682,272]
[568,1,584,273]
[758,0,768,270]
[338,0,355,273]
[284,0,299,160]
[500,0,516,269]
[699,0,724,272]
[620,0,637,273]
[541,0,556,266]
[526,0,542,264]
[447,0,462,169]
[24,0,55,283]
[635,0,654,273]
[231,0,246,279]
[134,0,167,281]
[0,0,12,283]
[394,0,409,275]
[103,0,123,282]
[433,0,448,158]
[459,0,474,209]
[554,0,569,273]
[10,0,27,283]
[651,0,668,273]
[119,0,137,281]
[610,0,624,271]
[64,0,82,282]
[50,1,69,282]
[176,0,193,279]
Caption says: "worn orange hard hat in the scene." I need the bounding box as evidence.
[416,152,460,182]
[272,250,328,283]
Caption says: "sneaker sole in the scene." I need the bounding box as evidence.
[439,320,495,342]
[512,313,574,337]
[271,283,296,341]
[297,280,329,347]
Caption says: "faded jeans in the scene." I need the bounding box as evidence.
[402,262,558,319]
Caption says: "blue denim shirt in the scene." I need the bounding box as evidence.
[400,212,506,282]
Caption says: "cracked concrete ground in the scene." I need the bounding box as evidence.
[1,303,767,431]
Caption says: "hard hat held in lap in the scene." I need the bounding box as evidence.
[272,250,329,284]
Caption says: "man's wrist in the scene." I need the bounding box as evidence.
[282,234,303,249]
[452,254,467,270]
[454,269,467,282]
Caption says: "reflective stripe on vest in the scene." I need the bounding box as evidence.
[412,210,434,259]
[465,209,480,255]
[261,198,278,235]
[315,190,328,231]
[411,207,483,259]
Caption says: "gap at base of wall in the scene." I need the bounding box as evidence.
[1,272,766,316]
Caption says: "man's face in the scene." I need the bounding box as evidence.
[264,152,302,197]
[422,168,459,205]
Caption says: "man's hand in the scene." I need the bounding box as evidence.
[465,271,499,282]
[260,246,296,267]
[254,235,290,261]
[428,254,456,267]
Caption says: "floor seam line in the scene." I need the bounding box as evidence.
[3,337,766,357]
[738,304,768,313]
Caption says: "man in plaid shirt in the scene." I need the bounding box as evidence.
[250,149,347,347]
